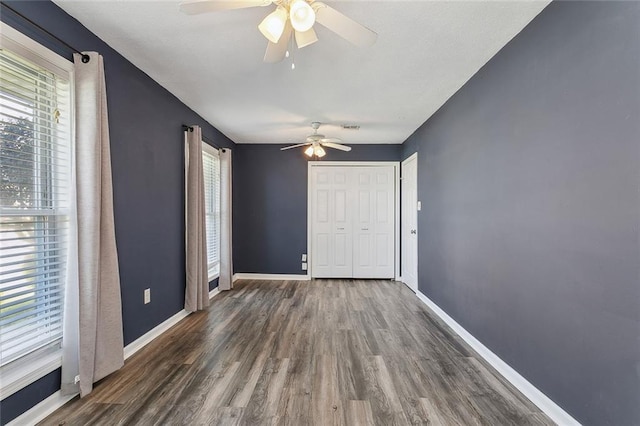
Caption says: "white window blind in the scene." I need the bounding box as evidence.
[0,46,72,366]
[202,146,220,279]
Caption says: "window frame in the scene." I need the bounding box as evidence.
[0,21,75,400]
[201,142,220,281]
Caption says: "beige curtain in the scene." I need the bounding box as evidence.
[218,149,233,291]
[62,52,124,397]
[184,126,209,311]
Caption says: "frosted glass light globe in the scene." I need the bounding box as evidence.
[289,0,315,32]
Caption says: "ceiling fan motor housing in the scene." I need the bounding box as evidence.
[307,134,325,142]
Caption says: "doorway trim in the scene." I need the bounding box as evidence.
[307,161,400,280]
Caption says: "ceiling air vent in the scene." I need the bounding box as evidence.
[342,124,360,130]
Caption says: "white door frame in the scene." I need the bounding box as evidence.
[307,161,400,280]
[400,153,418,290]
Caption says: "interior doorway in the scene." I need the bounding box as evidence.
[401,153,418,292]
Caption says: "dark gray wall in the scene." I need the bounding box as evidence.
[401,2,639,425]
[0,1,234,423]
[233,144,401,274]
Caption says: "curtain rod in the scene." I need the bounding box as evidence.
[182,125,225,151]
[1,3,91,63]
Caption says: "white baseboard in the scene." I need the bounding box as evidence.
[8,289,225,426]
[233,273,310,281]
[415,290,580,426]
[6,390,76,426]
[123,309,190,360]
[125,287,220,360]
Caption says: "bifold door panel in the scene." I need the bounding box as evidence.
[311,165,395,279]
[352,167,395,278]
[311,167,353,277]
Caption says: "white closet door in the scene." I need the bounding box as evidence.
[311,167,353,278]
[353,166,395,278]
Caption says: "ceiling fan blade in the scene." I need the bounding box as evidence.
[322,142,351,152]
[280,142,311,151]
[264,21,292,63]
[320,137,341,143]
[313,2,377,48]
[295,28,318,49]
[180,0,272,15]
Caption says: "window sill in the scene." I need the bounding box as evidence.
[0,350,62,400]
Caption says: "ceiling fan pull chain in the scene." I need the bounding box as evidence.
[290,34,296,70]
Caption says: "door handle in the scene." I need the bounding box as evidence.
[410,230,417,234]
[337,227,345,230]
[361,228,369,231]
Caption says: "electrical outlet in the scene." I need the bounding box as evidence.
[144,288,151,304]
[417,201,422,211]
[301,254,307,262]
[302,262,308,271]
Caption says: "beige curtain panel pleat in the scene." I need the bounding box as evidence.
[62,52,124,398]
[184,126,209,311]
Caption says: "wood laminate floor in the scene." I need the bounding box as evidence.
[41,279,553,426]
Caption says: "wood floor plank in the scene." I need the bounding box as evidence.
[363,355,410,426]
[228,331,278,408]
[335,330,368,401]
[40,401,121,426]
[277,389,311,422]
[39,279,554,426]
[192,361,242,422]
[206,406,245,426]
[240,357,290,425]
[311,354,344,426]
[345,400,375,426]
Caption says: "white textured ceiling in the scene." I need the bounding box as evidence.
[53,0,549,145]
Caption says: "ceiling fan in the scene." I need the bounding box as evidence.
[179,0,378,63]
[280,122,352,157]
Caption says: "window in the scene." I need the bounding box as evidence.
[202,144,220,280]
[0,24,73,391]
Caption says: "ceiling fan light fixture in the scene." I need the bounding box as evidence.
[181,0,378,63]
[281,122,349,156]
[258,6,288,43]
[289,0,316,32]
